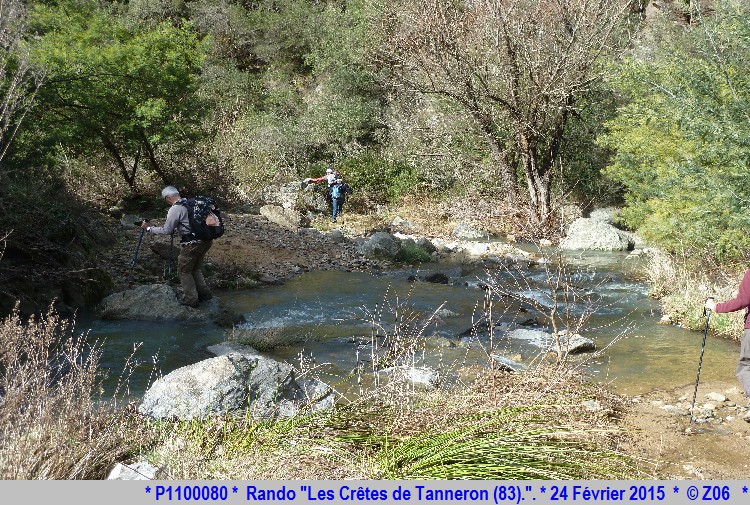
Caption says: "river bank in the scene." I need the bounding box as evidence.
[3,199,750,479]
[85,201,750,479]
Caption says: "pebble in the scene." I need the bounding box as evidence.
[706,392,728,402]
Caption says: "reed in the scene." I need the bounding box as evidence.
[0,306,148,479]
[374,406,637,479]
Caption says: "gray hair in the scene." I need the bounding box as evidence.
[161,186,180,198]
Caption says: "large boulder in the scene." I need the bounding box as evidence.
[588,207,620,225]
[208,343,335,416]
[297,183,329,213]
[98,284,221,322]
[377,365,440,390]
[390,216,418,233]
[261,181,329,214]
[261,181,303,210]
[430,238,534,264]
[60,268,113,310]
[506,328,595,355]
[559,218,634,252]
[452,222,485,240]
[357,232,400,260]
[139,350,334,420]
[491,354,528,372]
[259,205,310,230]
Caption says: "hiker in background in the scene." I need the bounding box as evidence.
[305,167,339,207]
[142,186,213,308]
[305,167,338,186]
[705,275,750,422]
[330,177,352,223]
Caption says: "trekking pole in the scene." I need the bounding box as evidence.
[127,224,147,285]
[166,232,175,278]
[690,299,713,423]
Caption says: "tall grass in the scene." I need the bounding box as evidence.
[375,406,636,479]
[0,306,148,479]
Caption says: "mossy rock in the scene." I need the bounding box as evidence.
[395,240,431,264]
[61,268,114,309]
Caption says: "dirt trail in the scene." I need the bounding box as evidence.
[620,380,750,478]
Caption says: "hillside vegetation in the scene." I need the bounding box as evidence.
[1,0,750,314]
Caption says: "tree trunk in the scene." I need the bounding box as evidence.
[474,112,519,204]
[141,133,168,184]
[518,132,552,225]
[101,135,137,190]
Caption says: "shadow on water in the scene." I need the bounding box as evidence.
[84,250,742,399]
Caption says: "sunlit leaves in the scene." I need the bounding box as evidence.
[26,0,208,187]
[600,5,750,262]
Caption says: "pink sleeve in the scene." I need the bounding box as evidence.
[715,270,750,313]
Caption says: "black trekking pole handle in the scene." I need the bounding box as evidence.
[690,301,713,423]
[127,227,146,285]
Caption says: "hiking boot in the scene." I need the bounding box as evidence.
[179,299,199,308]
[198,293,213,302]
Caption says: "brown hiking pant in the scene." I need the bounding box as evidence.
[178,240,212,305]
[738,329,750,398]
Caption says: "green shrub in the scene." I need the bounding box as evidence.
[395,241,431,264]
[600,4,750,265]
[335,151,419,205]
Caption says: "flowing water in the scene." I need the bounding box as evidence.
[86,249,741,399]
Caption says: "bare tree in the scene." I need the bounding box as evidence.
[0,0,43,165]
[376,0,630,224]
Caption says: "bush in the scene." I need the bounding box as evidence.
[395,241,431,264]
[0,306,149,478]
[334,151,418,205]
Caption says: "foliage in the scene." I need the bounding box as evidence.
[394,241,431,265]
[600,3,750,263]
[375,0,632,224]
[188,0,386,196]
[557,86,623,206]
[0,0,43,165]
[0,171,112,315]
[333,151,417,205]
[23,0,208,190]
[0,307,149,478]
[381,92,484,198]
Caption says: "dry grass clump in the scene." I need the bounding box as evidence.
[0,306,149,479]
[645,250,745,339]
[142,365,647,480]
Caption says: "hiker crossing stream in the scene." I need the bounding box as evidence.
[87,250,740,400]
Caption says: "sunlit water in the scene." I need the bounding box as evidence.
[84,249,741,399]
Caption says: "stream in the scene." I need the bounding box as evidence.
[86,249,741,400]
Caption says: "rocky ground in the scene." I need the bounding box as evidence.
[105,211,386,292]
[97,203,750,479]
[620,380,750,479]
